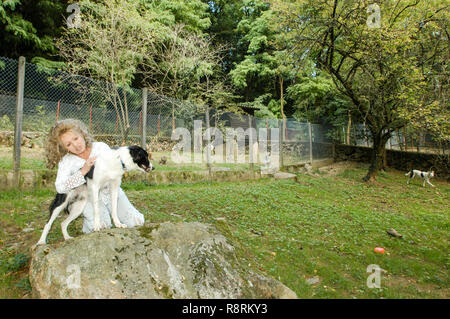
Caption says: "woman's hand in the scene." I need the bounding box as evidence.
[81,156,96,176]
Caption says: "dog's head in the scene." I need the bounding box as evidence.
[128,145,155,172]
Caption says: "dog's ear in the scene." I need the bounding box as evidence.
[128,145,150,166]
[129,145,148,158]
[128,146,138,160]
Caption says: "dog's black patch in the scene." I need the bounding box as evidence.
[49,192,86,222]
[85,165,95,180]
[66,195,84,213]
[409,171,414,178]
[128,145,152,171]
[420,172,424,178]
[49,193,68,221]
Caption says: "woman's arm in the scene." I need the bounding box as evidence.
[55,156,96,193]
[55,159,86,194]
[54,142,109,193]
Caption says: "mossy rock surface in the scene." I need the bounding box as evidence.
[29,222,297,299]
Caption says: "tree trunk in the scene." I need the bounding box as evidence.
[346,111,351,145]
[122,88,130,146]
[363,131,389,182]
[382,148,388,171]
[397,129,403,151]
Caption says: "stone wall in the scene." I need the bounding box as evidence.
[0,131,46,148]
[334,144,449,179]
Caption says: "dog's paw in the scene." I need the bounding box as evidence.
[93,219,103,231]
[115,222,128,229]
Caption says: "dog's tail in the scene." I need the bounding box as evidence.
[48,193,68,222]
[405,171,412,177]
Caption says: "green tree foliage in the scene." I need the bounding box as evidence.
[0,0,447,160]
[136,1,235,111]
[394,0,449,145]
[56,0,160,142]
[202,0,247,72]
[0,0,68,66]
[140,0,211,33]
[229,0,298,120]
[270,0,449,181]
[55,0,230,142]
[286,65,351,125]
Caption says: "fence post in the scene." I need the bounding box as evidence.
[249,115,254,171]
[308,122,313,164]
[141,88,147,149]
[279,119,284,169]
[13,56,26,187]
[205,106,211,175]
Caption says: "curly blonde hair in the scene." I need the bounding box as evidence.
[45,119,94,169]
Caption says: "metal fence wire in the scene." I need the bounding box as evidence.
[2,56,445,171]
[0,56,154,137]
[343,123,449,154]
[0,56,211,140]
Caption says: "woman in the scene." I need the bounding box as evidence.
[45,118,145,233]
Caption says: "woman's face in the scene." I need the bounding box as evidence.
[60,130,86,156]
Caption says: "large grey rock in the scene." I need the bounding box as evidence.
[29,222,297,299]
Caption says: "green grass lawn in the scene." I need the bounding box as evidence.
[0,157,47,170]
[0,164,448,298]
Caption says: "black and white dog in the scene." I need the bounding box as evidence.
[35,145,154,246]
[405,169,435,187]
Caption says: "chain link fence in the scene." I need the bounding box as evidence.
[0,56,165,140]
[1,55,337,172]
[3,54,447,173]
[339,123,449,155]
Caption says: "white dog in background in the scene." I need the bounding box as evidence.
[405,169,435,187]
